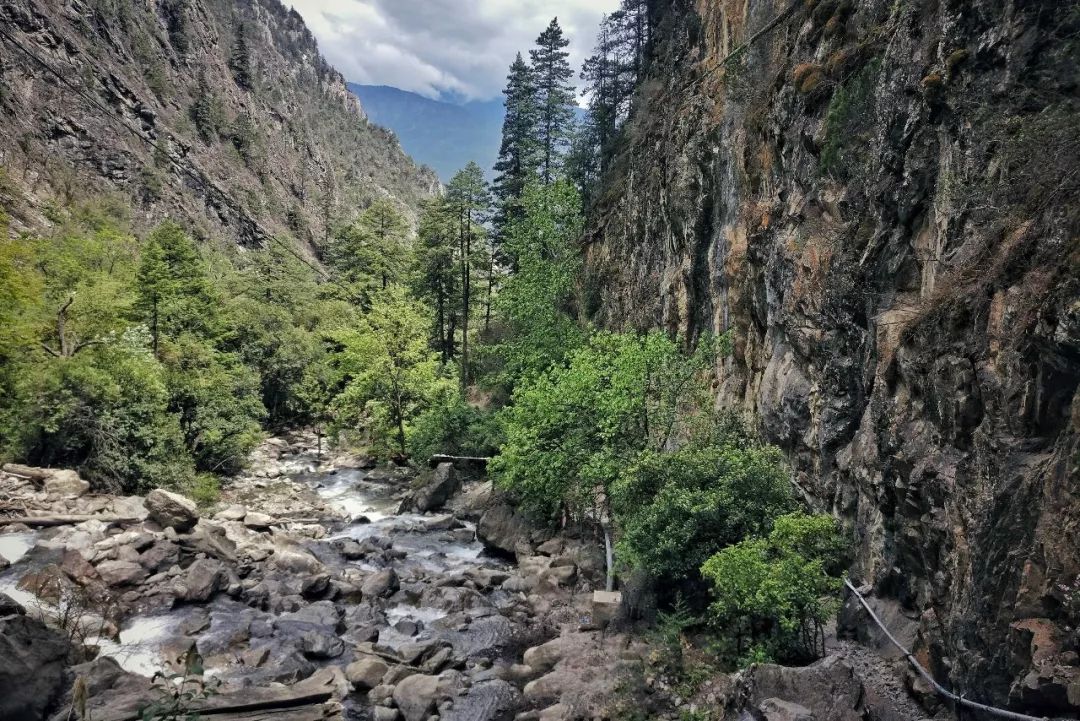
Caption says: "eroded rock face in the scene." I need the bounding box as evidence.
[584,0,1079,709]
[0,612,74,721]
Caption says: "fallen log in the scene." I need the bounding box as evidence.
[0,514,139,528]
[93,667,343,721]
[428,454,490,469]
[1,463,51,483]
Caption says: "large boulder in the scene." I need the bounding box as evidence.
[0,613,74,721]
[95,559,147,587]
[405,463,460,513]
[173,559,226,602]
[362,568,399,598]
[346,656,389,691]
[476,499,547,558]
[733,656,870,721]
[392,673,450,721]
[43,469,90,498]
[145,489,199,532]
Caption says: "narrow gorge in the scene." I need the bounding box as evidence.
[0,1,1077,720]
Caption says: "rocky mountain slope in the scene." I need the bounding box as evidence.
[0,0,438,247]
[584,0,1079,714]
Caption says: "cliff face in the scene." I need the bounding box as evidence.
[0,0,438,245]
[585,0,1080,712]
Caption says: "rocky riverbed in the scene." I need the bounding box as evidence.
[0,434,948,721]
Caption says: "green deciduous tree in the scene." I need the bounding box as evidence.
[331,286,451,458]
[613,442,793,584]
[701,512,848,663]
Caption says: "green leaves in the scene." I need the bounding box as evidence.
[331,285,452,458]
[700,512,847,663]
[492,329,720,523]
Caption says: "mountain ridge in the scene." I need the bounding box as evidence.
[0,0,438,248]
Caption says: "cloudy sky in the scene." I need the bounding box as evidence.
[289,0,622,102]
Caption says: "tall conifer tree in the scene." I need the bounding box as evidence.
[493,53,540,237]
[529,18,576,185]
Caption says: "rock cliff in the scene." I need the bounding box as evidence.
[0,0,438,246]
[585,0,1079,713]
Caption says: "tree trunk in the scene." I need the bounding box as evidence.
[460,210,471,393]
[602,522,615,593]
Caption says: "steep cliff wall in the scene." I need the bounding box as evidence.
[0,0,438,246]
[585,0,1080,712]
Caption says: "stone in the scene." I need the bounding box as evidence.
[406,463,460,513]
[95,559,147,586]
[346,656,389,691]
[392,673,444,721]
[362,568,400,598]
[0,592,26,616]
[299,628,345,658]
[540,565,576,587]
[538,704,572,721]
[215,505,248,521]
[174,558,226,602]
[759,698,816,721]
[333,538,367,560]
[243,512,274,530]
[138,540,180,573]
[0,613,73,721]
[44,469,90,497]
[60,549,98,584]
[523,638,567,673]
[374,708,401,721]
[145,489,199,532]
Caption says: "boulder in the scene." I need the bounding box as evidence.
[95,559,147,587]
[759,698,816,721]
[362,568,400,598]
[523,637,568,673]
[476,499,547,558]
[0,613,74,721]
[737,656,867,721]
[174,559,226,602]
[243,512,274,530]
[392,673,444,721]
[346,656,389,691]
[145,489,199,532]
[44,469,90,498]
[406,463,460,513]
[299,628,345,658]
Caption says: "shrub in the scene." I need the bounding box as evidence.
[701,513,847,664]
[409,392,503,462]
[613,443,793,584]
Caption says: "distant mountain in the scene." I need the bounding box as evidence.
[349,84,505,182]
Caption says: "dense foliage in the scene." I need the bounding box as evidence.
[701,513,848,663]
[0,204,354,495]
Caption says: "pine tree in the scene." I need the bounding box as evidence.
[413,197,459,363]
[446,162,490,391]
[136,221,214,355]
[529,18,576,185]
[492,53,540,237]
[230,21,253,90]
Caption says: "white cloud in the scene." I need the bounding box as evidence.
[288,0,622,100]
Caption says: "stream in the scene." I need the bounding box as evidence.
[0,452,530,720]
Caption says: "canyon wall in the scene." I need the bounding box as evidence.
[0,0,438,246]
[585,0,1079,712]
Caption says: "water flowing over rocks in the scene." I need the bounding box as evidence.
[0,433,991,720]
